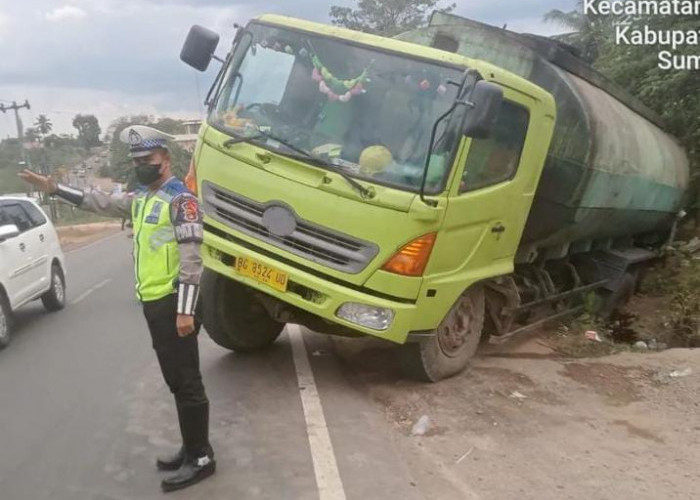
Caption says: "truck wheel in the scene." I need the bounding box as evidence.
[599,271,637,317]
[0,291,11,350]
[41,264,66,312]
[401,285,485,382]
[201,269,285,352]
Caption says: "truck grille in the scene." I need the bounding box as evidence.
[202,182,379,274]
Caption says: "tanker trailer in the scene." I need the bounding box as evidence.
[398,13,689,342]
[181,14,689,381]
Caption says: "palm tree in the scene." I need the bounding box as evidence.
[544,1,614,63]
[34,114,53,140]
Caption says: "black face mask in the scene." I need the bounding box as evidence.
[135,163,162,186]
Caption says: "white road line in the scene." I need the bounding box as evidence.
[288,325,347,500]
[71,278,112,305]
[66,231,124,254]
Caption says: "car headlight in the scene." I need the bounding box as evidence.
[336,302,395,331]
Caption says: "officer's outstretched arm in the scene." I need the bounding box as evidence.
[58,185,133,219]
[18,169,132,218]
[171,193,204,316]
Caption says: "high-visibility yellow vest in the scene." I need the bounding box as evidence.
[131,185,180,302]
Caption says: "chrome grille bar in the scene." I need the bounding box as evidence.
[202,182,379,274]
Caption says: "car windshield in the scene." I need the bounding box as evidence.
[210,23,464,194]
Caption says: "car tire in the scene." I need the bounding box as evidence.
[201,269,285,352]
[0,291,11,350]
[41,264,66,312]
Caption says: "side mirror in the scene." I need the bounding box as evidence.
[180,25,221,72]
[0,224,20,243]
[462,81,503,139]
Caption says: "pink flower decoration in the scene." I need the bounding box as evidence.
[419,79,431,90]
[312,67,322,82]
[319,81,331,94]
[339,92,352,102]
[327,92,339,102]
[350,83,364,96]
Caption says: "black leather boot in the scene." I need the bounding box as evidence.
[161,454,216,492]
[156,446,185,471]
[156,401,187,471]
[161,402,215,492]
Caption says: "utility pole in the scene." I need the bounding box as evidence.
[0,100,57,221]
[0,100,31,140]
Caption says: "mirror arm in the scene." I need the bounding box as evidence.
[206,28,253,108]
[204,57,228,107]
[417,68,485,206]
[419,101,459,207]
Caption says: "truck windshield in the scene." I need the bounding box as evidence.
[210,23,464,194]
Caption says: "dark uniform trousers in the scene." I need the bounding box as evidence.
[142,293,211,459]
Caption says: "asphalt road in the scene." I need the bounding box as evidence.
[0,234,422,500]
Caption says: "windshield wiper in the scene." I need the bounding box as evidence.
[224,129,373,199]
[299,154,374,200]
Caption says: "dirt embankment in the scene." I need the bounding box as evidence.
[57,221,124,252]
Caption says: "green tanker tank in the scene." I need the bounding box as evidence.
[398,12,689,263]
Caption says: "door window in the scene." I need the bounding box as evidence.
[0,202,33,233]
[459,101,530,193]
[19,201,47,227]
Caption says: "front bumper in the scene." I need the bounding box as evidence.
[203,228,418,344]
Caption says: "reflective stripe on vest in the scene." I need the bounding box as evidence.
[131,189,179,302]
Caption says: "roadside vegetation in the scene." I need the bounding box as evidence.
[0,136,92,195]
[103,116,193,191]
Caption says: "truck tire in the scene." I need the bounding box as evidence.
[41,264,66,312]
[599,271,637,317]
[0,290,11,350]
[401,285,485,382]
[201,269,285,352]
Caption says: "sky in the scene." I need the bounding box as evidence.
[0,0,571,139]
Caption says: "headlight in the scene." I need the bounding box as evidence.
[336,303,395,331]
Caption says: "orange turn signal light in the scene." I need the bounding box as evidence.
[184,157,197,195]
[381,233,437,277]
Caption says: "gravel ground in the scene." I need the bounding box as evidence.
[334,335,699,500]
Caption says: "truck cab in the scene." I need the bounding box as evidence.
[181,15,555,381]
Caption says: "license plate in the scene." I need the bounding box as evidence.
[235,257,288,292]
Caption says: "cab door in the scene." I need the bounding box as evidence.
[0,201,37,307]
[425,89,554,280]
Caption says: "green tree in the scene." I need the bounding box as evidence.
[24,127,40,143]
[34,114,53,139]
[105,115,191,190]
[330,0,456,37]
[0,137,90,195]
[72,114,102,150]
[543,0,615,63]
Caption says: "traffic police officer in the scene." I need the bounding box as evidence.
[19,125,215,492]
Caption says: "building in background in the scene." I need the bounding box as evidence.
[172,119,201,152]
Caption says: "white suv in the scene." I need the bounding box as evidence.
[0,196,66,349]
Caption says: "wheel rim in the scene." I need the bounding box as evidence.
[53,272,65,304]
[0,306,8,343]
[437,295,477,357]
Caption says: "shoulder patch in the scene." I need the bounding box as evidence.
[171,193,203,243]
[172,193,202,224]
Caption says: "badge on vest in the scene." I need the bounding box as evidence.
[145,201,164,224]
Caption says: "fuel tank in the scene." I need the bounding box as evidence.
[397,13,689,262]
